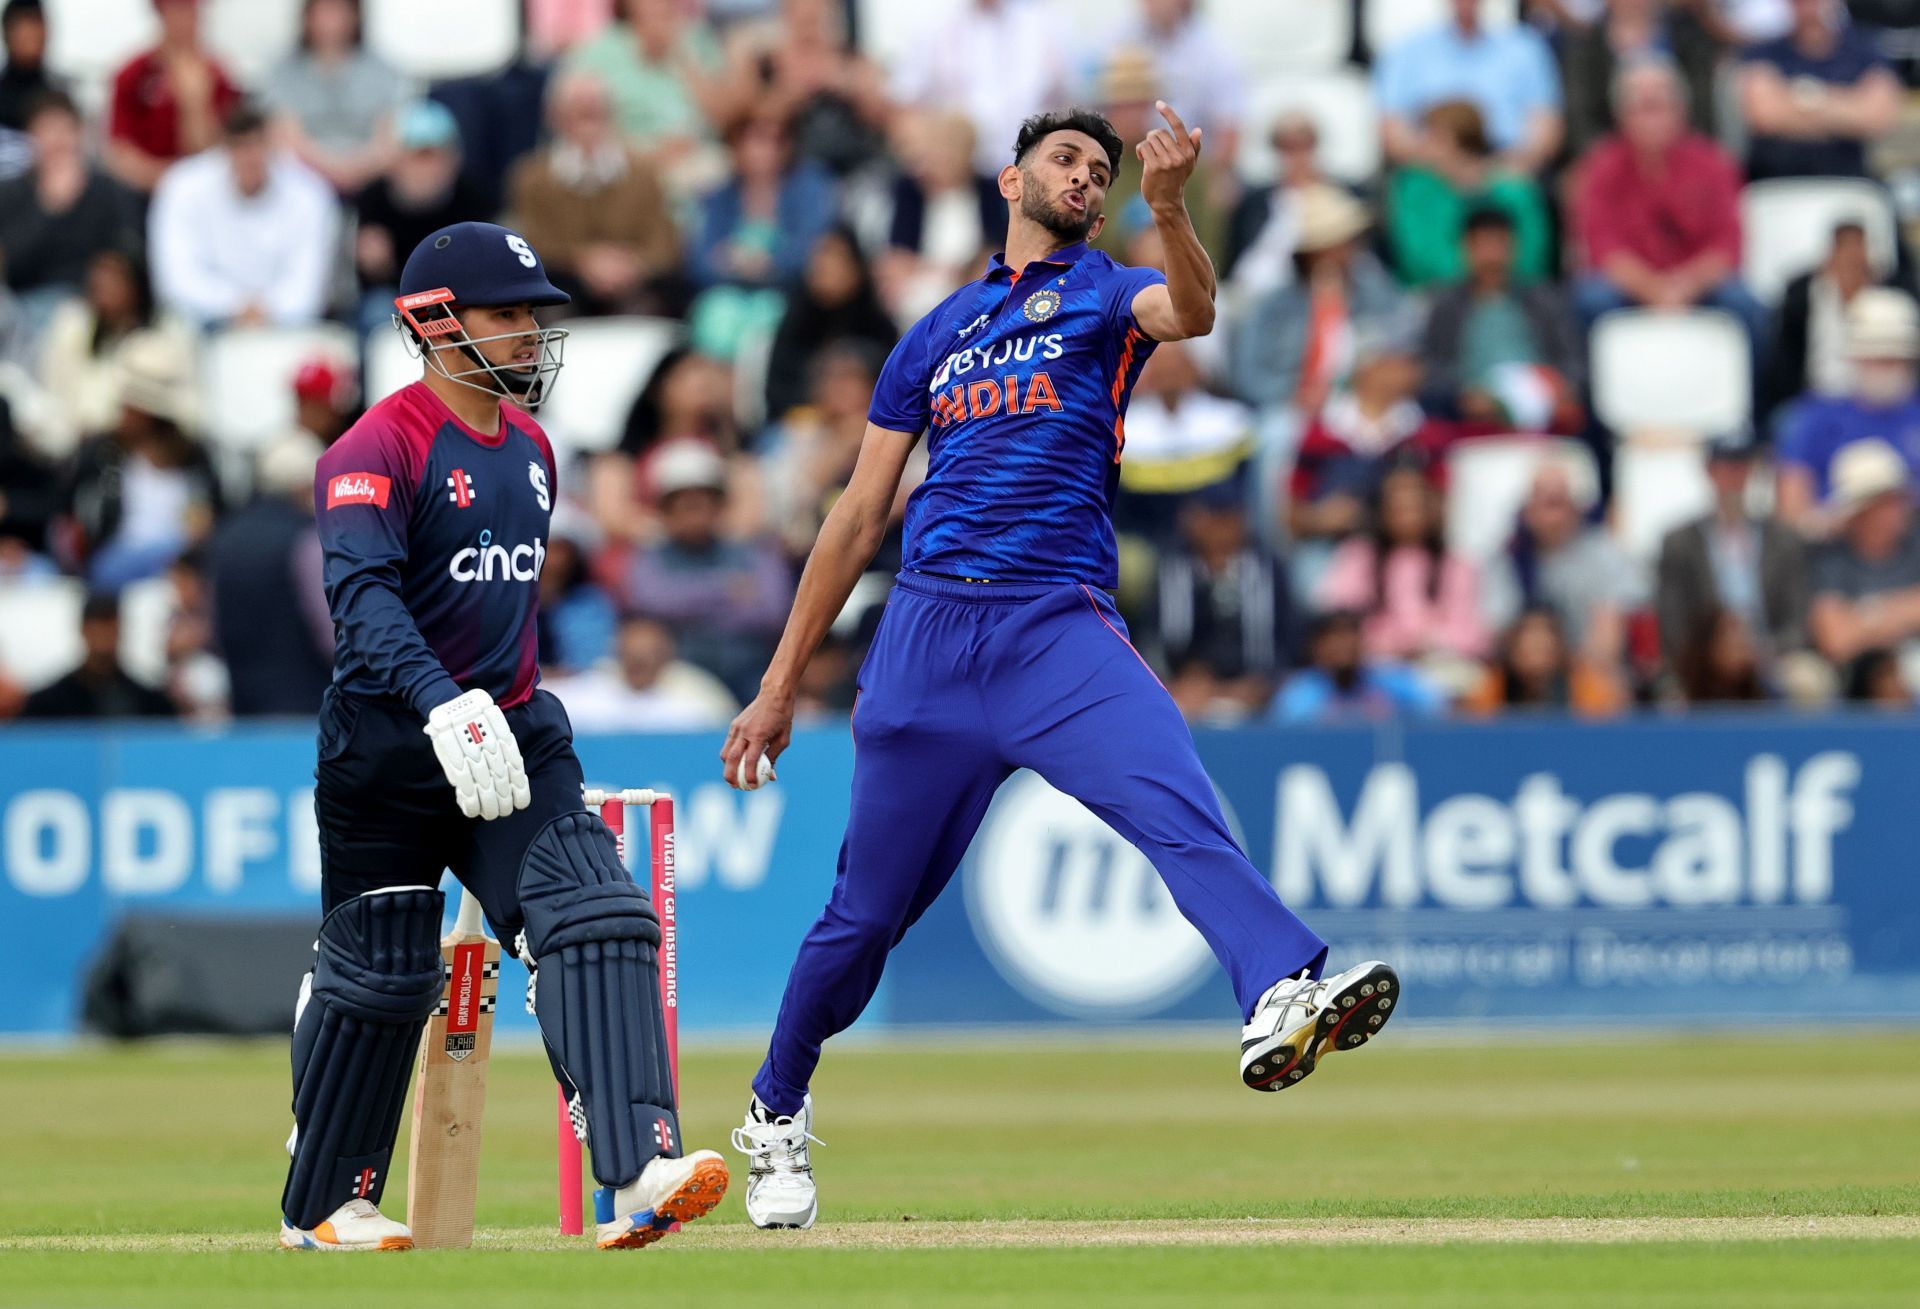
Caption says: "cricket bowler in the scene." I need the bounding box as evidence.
[721,106,1400,1229]
[280,222,726,1251]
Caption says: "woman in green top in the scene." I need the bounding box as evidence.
[1384,99,1550,290]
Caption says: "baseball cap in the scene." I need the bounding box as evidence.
[396,99,460,152]
[398,220,570,308]
[292,356,353,408]
[649,438,729,501]
[1829,439,1909,516]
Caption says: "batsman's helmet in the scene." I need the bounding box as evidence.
[393,221,571,408]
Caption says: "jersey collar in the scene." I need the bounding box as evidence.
[986,241,1090,285]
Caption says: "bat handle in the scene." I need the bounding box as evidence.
[453,886,484,936]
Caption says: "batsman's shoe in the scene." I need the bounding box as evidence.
[1240,960,1398,1092]
[594,1150,730,1250]
[731,1094,820,1230]
[279,1199,414,1251]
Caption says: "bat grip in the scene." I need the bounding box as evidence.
[453,886,484,935]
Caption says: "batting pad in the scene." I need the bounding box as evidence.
[519,812,680,1188]
[282,887,445,1230]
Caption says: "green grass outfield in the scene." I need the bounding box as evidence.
[2,1033,1918,1306]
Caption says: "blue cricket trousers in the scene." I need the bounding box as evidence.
[752,572,1328,1115]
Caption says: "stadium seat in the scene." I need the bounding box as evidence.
[1590,310,1751,438]
[116,575,176,691]
[1740,178,1899,305]
[202,0,303,88]
[1214,0,1347,70]
[44,0,156,86]
[364,0,520,81]
[1445,437,1599,563]
[537,317,684,459]
[363,326,419,410]
[200,325,357,464]
[1612,441,1715,563]
[0,579,84,693]
[1364,0,1518,55]
[1239,67,1379,186]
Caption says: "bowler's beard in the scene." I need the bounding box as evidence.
[1020,184,1098,242]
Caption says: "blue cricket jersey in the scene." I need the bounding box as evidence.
[314,382,555,717]
[867,241,1166,587]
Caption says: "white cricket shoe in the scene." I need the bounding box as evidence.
[594,1150,729,1250]
[279,1198,414,1251]
[1240,960,1399,1092]
[731,1094,820,1229]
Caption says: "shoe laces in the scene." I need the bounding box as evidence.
[731,1116,822,1173]
[336,1198,379,1220]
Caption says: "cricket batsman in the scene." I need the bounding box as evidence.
[280,222,727,1251]
[721,106,1400,1229]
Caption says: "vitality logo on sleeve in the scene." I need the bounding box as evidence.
[325,472,391,509]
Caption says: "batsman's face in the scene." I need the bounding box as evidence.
[1008,130,1111,243]
[458,304,542,373]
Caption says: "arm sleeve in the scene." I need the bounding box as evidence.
[314,425,463,717]
[866,309,938,434]
[1105,265,1169,337]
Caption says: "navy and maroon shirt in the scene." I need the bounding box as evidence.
[314,382,555,717]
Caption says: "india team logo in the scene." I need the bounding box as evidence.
[1022,288,1062,323]
[528,460,550,511]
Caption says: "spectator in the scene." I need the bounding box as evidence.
[1290,328,1451,552]
[33,249,196,460]
[1483,462,1646,670]
[1269,610,1446,723]
[507,70,684,318]
[1221,110,1323,296]
[159,547,228,722]
[1114,340,1255,546]
[1560,0,1719,157]
[715,0,891,177]
[1775,288,1920,536]
[0,91,132,309]
[59,333,220,590]
[1101,0,1246,203]
[1420,206,1584,430]
[1767,222,1908,421]
[562,0,725,166]
[890,0,1070,178]
[1656,436,1812,690]
[1385,100,1551,290]
[1317,465,1492,681]
[288,356,356,448]
[763,227,898,424]
[353,101,486,324]
[1673,605,1773,702]
[0,0,59,134]
[593,347,753,545]
[105,0,242,194]
[266,0,413,196]
[1147,473,1291,722]
[1460,605,1627,716]
[206,433,331,716]
[527,0,616,61]
[1233,184,1414,416]
[879,109,1001,324]
[1848,646,1913,707]
[1570,57,1765,353]
[537,505,618,674]
[149,102,340,329]
[18,591,175,719]
[1739,0,1901,183]
[1808,439,1920,678]
[760,343,903,560]
[619,438,793,701]
[1374,0,1565,174]
[547,612,739,731]
[1091,47,1220,261]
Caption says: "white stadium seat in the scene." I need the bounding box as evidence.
[364,326,419,411]
[44,0,156,86]
[202,0,303,88]
[1365,0,1517,54]
[1240,67,1379,186]
[0,579,84,692]
[1590,309,1751,438]
[200,325,357,458]
[364,0,519,81]
[1445,437,1599,563]
[1216,0,1348,71]
[536,317,684,459]
[1740,178,1898,305]
[116,575,176,690]
[1612,442,1715,563]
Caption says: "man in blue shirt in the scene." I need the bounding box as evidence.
[1739,0,1902,181]
[1373,0,1565,174]
[721,105,1400,1230]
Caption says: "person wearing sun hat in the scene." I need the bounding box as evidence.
[1808,438,1920,684]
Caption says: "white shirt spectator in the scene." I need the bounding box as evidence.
[891,0,1071,177]
[148,147,339,327]
[547,659,737,732]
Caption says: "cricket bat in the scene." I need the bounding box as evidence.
[406,888,499,1249]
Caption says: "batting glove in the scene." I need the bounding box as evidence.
[424,688,532,821]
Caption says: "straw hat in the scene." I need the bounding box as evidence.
[1829,438,1909,516]
[1294,183,1371,255]
[1846,288,1920,361]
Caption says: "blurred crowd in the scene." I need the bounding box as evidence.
[3,0,1920,731]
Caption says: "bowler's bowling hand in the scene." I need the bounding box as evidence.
[722,691,789,792]
[1138,101,1203,214]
